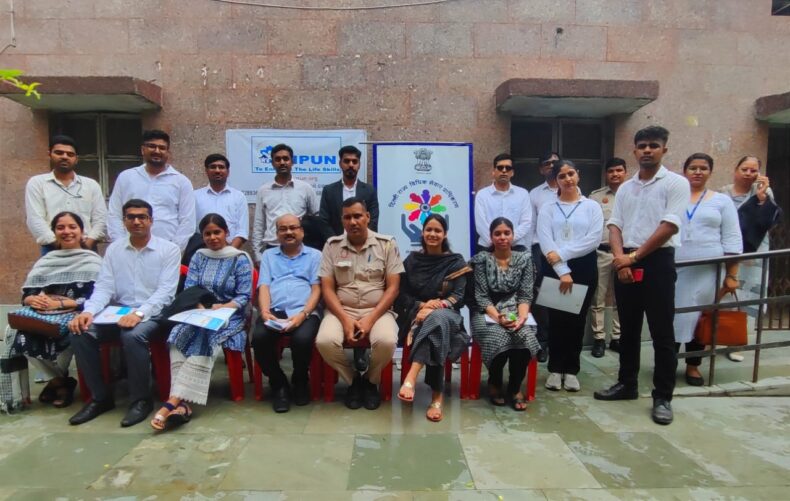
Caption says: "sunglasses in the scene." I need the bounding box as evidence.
[495,165,514,172]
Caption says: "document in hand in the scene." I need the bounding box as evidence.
[93,305,134,324]
[168,307,237,331]
[535,277,589,314]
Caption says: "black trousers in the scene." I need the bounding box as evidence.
[531,243,549,347]
[614,247,678,401]
[488,349,531,395]
[542,251,598,375]
[410,341,445,393]
[675,341,704,367]
[251,313,320,390]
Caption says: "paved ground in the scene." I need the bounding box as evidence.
[0,333,788,501]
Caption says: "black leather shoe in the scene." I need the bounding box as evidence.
[272,386,291,413]
[608,339,621,353]
[292,382,310,406]
[69,399,115,425]
[121,399,153,427]
[593,382,638,401]
[685,372,704,387]
[344,375,363,410]
[362,379,381,410]
[652,398,673,425]
[591,339,606,358]
[537,348,548,363]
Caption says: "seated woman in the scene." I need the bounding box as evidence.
[470,217,538,411]
[538,159,602,392]
[6,212,101,408]
[676,153,742,384]
[151,214,252,430]
[396,214,471,422]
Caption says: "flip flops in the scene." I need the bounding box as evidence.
[150,402,176,431]
[426,401,443,422]
[397,381,415,403]
[166,402,192,427]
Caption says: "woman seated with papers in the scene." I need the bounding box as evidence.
[537,159,603,393]
[152,213,253,431]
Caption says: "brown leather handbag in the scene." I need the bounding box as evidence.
[694,292,747,346]
[7,311,64,338]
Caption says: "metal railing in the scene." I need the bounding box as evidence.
[675,248,790,386]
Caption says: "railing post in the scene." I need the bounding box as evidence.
[707,262,722,386]
[752,256,769,383]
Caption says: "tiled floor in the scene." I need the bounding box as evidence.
[0,339,789,500]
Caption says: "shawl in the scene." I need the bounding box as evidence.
[721,184,782,253]
[22,249,101,290]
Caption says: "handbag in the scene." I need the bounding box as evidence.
[7,310,63,338]
[693,292,747,346]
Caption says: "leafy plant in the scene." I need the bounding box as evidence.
[0,69,41,99]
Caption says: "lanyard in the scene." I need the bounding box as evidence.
[685,190,707,221]
[555,201,582,221]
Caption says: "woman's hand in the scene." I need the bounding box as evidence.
[211,302,237,310]
[546,251,561,266]
[755,175,770,203]
[28,293,58,311]
[559,274,573,294]
[498,313,517,330]
[612,255,633,270]
[415,308,433,323]
[720,275,739,296]
[422,299,444,310]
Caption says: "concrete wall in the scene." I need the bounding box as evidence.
[1,0,788,301]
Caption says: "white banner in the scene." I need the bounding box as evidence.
[373,143,474,260]
[225,129,368,203]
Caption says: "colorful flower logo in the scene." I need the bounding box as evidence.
[403,189,446,224]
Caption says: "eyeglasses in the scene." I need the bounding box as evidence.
[495,165,514,172]
[124,214,151,221]
[277,225,302,232]
[143,143,168,152]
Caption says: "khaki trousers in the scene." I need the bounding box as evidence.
[316,309,397,385]
[590,250,620,340]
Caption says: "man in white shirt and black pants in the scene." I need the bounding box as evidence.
[594,126,690,426]
[68,199,181,427]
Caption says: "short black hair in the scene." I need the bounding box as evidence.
[492,153,512,167]
[142,129,170,146]
[122,198,153,217]
[683,153,714,172]
[49,134,78,154]
[633,126,669,145]
[199,213,229,233]
[605,157,627,170]
[50,211,84,233]
[342,196,367,210]
[339,145,362,159]
[540,151,560,165]
[204,153,230,169]
[271,144,293,158]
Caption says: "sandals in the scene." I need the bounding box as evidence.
[509,393,527,412]
[166,402,193,427]
[397,381,415,403]
[52,377,77,408]
[150,402,176,431]
[426,401,443,422]
[487,382,505,406]
[38,380,60,404]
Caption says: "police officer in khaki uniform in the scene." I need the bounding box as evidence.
[316,197,404,410]
[588,158,626,357]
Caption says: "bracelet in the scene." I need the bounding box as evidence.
[628,251,638,263]
[59,299,65,309]
[725,274,738,281]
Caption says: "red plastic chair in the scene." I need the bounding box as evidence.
[467,340,538,401]
[321,338,393,402]
[252,336,323,401]
[399,343,470,398]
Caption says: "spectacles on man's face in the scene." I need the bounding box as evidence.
[124,214,151,221]
[143,143,168,152]
[277,225,302,233]
[495,164,514,172]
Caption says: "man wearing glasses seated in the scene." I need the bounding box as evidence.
[106,130,196,253]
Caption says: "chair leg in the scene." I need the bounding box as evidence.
[468,341,483,400]
[322,361,336,402]
[400,344,411,384]
[224,349,245,402]
[444,359,452,383]
[380,359,393,401]
[460,346,470,400]
[253,360,264,401]
[149,339,171,401]
[526,357,538,401]
[244,342,255,383]
[309,347,322,401]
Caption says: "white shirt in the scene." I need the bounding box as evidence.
[194,184,250,242]
[537,197,603,276]
[342,179,358,202]
[474,183,532,248]
[25,172,107,245]
[529,181,559,245]
[252,177,318,257]
[83,235,181,318]
[608,166,690,249]
[107,164,196,252]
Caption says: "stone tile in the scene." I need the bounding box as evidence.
[269,90,342,126]
[219,434,354,490]
[233,55,302,89]
[509,0,575,24]
[197,18,267,54]
[493,394,603,435]
[205,89,270,124]
[91,433,249,491]
[544,486,790,500]
[415,491,547,501]
[159,54,234,89]
[407,23,473,57]
[5,18,61,54]
[189,398,311,435]
[718,381,754,394]
[0,432,144,489]
[540,25,607,61]
[411,94,477,128]
[368,57,441,90]
[474,23,542,57]
[677,30,737,65]
[161,0,232,19]
[268,19,338,56]
[737,33,790,67]
[339,21,405,56]
[301,56,368,89]
[575,0,645,26]
[434,0,509,23]
[459,431,600,489]
[18,0,93,19]
[60,19,129,54]
[340,91,410,126]
[95,0,161,18]
[607,28,676,63]
[348,434,473,491]
[129,17,200,54]
[643,0,712,29]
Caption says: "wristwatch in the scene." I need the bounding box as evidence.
[133,310,145,319]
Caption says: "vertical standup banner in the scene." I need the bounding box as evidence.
[373,143,474,260]
[225,129,368,203]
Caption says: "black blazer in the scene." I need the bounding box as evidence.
[319,179,379,236]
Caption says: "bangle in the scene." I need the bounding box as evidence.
[726,275,738,281]
[59,299,65,309]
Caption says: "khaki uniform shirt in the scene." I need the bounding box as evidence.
[589,186,617,245]
[319,230,405,310]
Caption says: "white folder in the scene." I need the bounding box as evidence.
[535,277,589,314]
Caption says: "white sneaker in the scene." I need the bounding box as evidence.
[563,374,581,392]
[727,352,744,362]
[545,372,562,391]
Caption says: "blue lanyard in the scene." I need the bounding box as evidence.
[685,190,707,222]
[555,201,582,221]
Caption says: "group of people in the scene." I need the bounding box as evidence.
[2,124,779,429]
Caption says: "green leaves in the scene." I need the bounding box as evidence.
[0,69,41,99]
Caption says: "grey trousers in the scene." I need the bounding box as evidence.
[70,320,160,403]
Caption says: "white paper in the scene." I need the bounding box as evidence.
[484,313,538,326]
[168,307,237,331]
[93,305,134,324]
[535,277,589,314]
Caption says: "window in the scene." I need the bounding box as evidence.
[773,0,790,15]
[511,118,612,195]
[49,113,143,195]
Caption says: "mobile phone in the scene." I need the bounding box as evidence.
[353,330,362,340]
[632,268,644,283]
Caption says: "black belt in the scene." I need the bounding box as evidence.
[598,244,611,252]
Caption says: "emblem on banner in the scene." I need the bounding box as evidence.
[257,145,274,164]
[404,189,446,224]
[413,148,433,172]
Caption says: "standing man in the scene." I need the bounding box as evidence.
[68,199,181,427]
[473,153,532,253]
[251,144,318,260]
[25,135,106,252]
[107,130,195,253]
[319,145,379,236]
[316,197,403,411]
[588,158,627,357]
[528,151,560,362]
[593,126,690,426]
